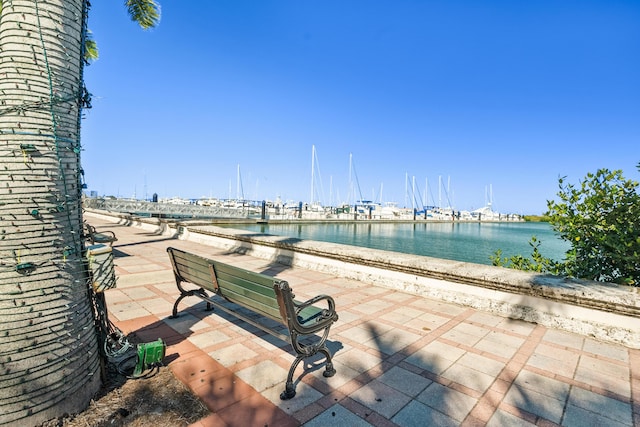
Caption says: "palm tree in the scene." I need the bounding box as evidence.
[0,1,159,425]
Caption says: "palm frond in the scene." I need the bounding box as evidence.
[125,0,161,30]
[84,30,98,63]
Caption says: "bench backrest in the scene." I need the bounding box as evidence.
[167,247,217,290]
[210,260,284,324]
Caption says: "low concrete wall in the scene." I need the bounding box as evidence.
[84,209,640,348]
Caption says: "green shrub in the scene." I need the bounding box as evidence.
[494,163,640,286]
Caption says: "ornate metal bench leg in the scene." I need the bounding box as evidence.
[169,289,212,318]
[280,382,296,400]
[319,346,336,377]
[169,294,188,318]
[280,356,304,400]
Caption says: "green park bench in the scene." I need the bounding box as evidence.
[166,247,339,400]
[83,223,118,246]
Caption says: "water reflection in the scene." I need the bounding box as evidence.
[225,222,570,265]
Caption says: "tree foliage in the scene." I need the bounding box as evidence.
[493,163,640,286]
[126,0,161,29]
[546,166,640,285]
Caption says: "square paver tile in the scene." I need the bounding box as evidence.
[416,382,478,422]
[410,299,467,316]
[313,359,362,389]
[441,363,495,393]
[468,311,504,327]
[442,328,483,347]
[563,403,631,427]
[235,360,287,393]
[334,309,361,326]
[349,380,412,418]
[165,313,211,334]
[187,329,232,348]
[105,289,132,304]
[486,409,536,427]
[334,348,382,374]
[575,356,631,397]
[496,318,537,336]
[350,299,395,315]
[208,343,257,366]
[363,328,422,355]
[474,340,519,359]
[512,370,571,399]
[377,366,432,397]
[503,384,566,423]
[110,301,150,321]
[381,292,417,303]
[339,325,382,343]
[566,386,632,426]
[121,286,158,299]
[392,399,459,427]
[583,338,629,362]
[305,404,374,427]
[404,340,465,374]
[542,329,584,350]
[526,353,577,378]
[458,352,506,376]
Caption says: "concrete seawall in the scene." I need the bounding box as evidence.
[84,209,640,348]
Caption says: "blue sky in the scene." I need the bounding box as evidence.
[82,1,639,215]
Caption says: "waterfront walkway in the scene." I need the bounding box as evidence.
[93,217,640,427]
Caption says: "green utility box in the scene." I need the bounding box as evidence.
[86,244,117,292]
[133,339,166,377]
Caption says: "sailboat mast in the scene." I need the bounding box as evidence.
[405,172,408,208]
[310,145,315,205]
[490,184,493,209]
[412,176,416,210]
[329,175,333,207]
[348,153,353,205]
[424,178,427,207]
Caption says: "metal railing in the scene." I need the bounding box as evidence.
[83,198,261,219]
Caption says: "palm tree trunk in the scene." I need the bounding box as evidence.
[0,1,101,425]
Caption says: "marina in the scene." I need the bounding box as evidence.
[84,146,525,223]
[82,198,564,267]
[82,195,522,222]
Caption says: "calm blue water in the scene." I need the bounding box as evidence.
[227,222,570,266]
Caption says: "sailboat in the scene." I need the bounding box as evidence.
[471,184,500,220]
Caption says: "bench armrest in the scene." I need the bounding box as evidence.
[274,281,338,335]
[97,230,117,239]
[84,223,118,245]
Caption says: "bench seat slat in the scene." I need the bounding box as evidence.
[297,305,325,324]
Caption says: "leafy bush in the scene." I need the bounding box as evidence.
[491,236,561,274]
[493,163,640,286]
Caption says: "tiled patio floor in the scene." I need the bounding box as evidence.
[92,217,640,427]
